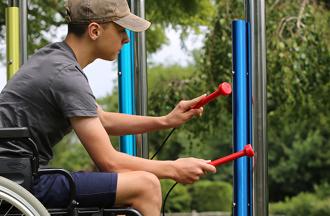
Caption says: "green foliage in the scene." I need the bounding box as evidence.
[147,63,234,182]
[161,180,191,212]
[190,180,233,212]
[161,179,233,212]
[145,25,168,54]
[49,94,122,171]
[50,132,95,171]
[270,191,330,216]
[147,64,195,93]
[0,0,65,58]
[0,0,216,60]
[146,0,216,54]
[147,64,202,160]
[2,0,329,210]
[26,0,66,54]
[314,182,330,199]
[147,4,330,196]
[195,0,330,201]
[97,93,121,149]
[147,0,215,27]
[48,0,330,211]
[265,1,330,201]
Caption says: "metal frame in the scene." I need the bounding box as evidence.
[19,0,28,65]
[118,0,149,158]
[133,0,149,159]
[245,1,268,215]
[5,0,267,214]
[232,1,267,215]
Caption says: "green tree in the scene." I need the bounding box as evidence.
[190,180,233,212]
[199,0,330,201]
[270,184,330,216]
[147,0,330,203]
[147,63,234,182]
[265,0,330,201]
[4,0,330,207]
[0,0,215,58]
[0,0,66,59]
[1,0,219,174]
[50,132,95,171]
[161,180,191,213]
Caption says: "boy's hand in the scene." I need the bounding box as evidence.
[164,94,206,128]
[171,157,216,184]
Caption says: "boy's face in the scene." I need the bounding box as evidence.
[94,22,130,61]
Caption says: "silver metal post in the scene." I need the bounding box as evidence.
[134,0,149,158]
[19,0,28,65]
[246,0,268,215]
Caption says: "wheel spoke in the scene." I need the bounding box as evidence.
[0,177,48,216]
[5,204,14,216]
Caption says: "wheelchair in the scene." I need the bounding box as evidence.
[0,127,142,216]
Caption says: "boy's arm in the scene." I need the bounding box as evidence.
[70,116,216,184]
[97,94,205,136]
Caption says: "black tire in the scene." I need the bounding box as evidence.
[0,176,49,216]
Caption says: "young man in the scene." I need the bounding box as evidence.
[0,0,216,215]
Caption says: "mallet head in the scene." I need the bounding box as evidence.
[218,82,232,96]
[244,144,255,157]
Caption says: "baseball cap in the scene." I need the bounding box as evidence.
[65,0,151,32]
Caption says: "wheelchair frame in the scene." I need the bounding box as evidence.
[0,127,142,216]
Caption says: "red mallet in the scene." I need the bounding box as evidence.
[209,144,254,167]
[191,82,232,109]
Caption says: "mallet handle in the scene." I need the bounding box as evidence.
[209,144,254,167]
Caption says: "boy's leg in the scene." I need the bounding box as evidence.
[33,171,162,215]
[33,171,118,208]
[115,171,162,216]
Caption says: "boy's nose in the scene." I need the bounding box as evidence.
[122,37,130,44]
[122,32,130,44]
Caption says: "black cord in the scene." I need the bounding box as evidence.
[162,182,178,216]
[150,128,176,159]
[149,128,177,215]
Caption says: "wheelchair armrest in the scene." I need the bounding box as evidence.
[0,127,30,139]
[38,168,77,208]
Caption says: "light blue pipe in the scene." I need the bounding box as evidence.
[118,30,136,156]
[232,20,249,216]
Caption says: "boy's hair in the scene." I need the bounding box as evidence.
[67,22,112,37]
[67,23,89,37]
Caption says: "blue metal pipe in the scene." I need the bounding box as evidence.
[118,30,136,155]
[232,20,249,216]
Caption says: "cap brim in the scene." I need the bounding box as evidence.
[114,13,151,32]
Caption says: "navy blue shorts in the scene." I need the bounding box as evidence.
[32,171,118,208]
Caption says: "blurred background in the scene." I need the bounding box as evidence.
[1,0,329,215]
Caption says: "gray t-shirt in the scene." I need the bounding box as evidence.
[0,42,97,165]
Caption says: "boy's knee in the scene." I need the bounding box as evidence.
[135,171,162,206]
[139,171,161,191]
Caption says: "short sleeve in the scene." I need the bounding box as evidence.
[50,64,97,118]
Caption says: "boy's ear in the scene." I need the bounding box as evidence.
[88,22,101,40]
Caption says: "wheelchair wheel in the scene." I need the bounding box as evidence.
[0,176,49,216]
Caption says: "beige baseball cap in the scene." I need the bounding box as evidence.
[65,0,151,32]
